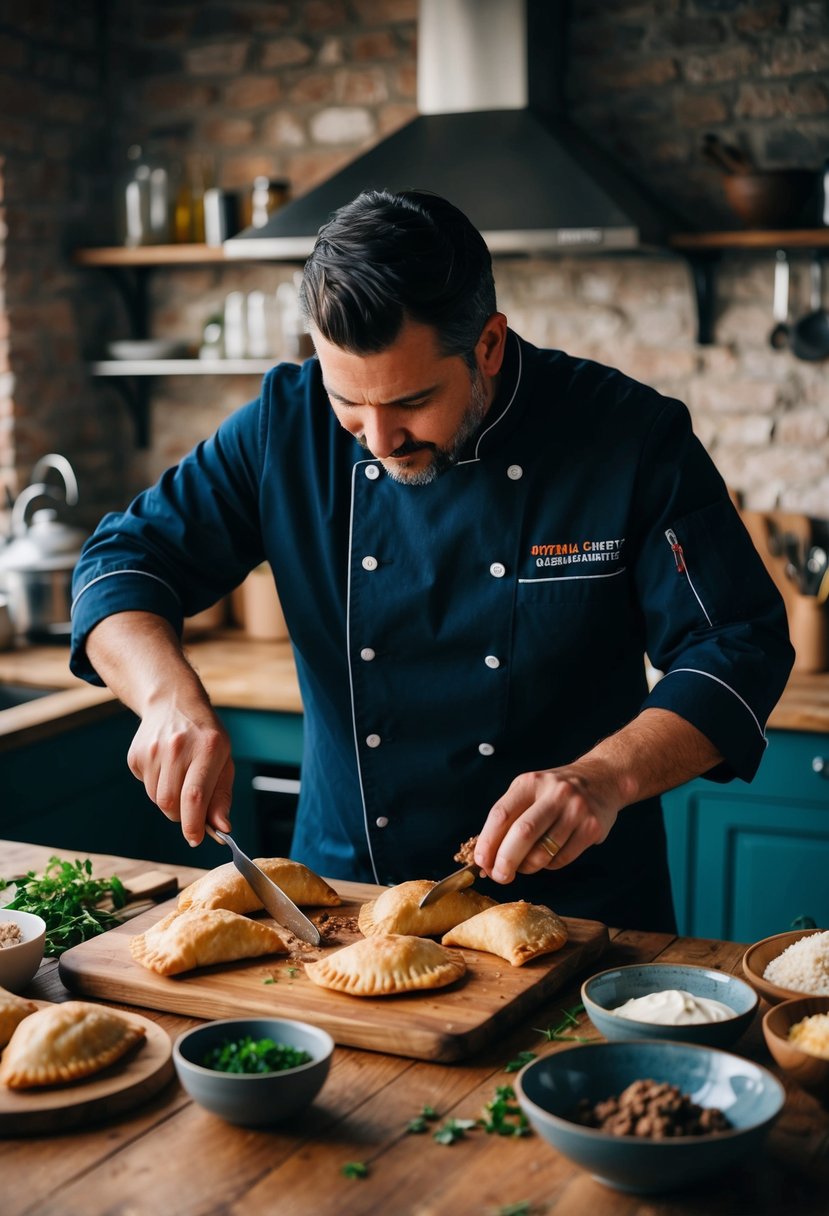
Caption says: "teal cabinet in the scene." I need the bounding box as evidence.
[1,706,304,871]
[662,730,829,942]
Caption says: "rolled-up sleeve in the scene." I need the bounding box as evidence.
[632,399,794,782]
[70,391,267,684]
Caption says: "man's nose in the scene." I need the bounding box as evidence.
[360,410,406,458]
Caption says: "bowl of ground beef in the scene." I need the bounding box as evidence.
[515,1041,785,1194]
[0,910,46,993]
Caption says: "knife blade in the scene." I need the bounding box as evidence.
[417,863,477,909]
[206,827,321,945]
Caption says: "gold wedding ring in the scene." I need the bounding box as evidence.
[539,832,561,859]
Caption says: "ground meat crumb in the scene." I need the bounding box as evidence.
[454,836,479,866]
[0,922,23,948]
[573,1079,731,1138]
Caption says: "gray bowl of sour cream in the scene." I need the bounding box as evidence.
[581,963,758,1048]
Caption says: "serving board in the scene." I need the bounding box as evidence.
[0,1005,173,1136]
[58,887,608,1062]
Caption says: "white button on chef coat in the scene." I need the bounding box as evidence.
[478,742,495,756]
[366,733,382,748]
[362,555,379,571]
[507,464,523,480]
[375,816,389,828]
[484,655,501,669]
[360,647,376,661]
[489,562,506,578]
[365,464,380,480]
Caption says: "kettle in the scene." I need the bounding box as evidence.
[0,455,87,639]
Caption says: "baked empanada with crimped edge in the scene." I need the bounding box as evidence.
[441,900,568,966]
[357,880,496,939]
[0,1000,145,1089]
[0,984,37,1049]
[305,933,466,997]
[129,908,289,977]
[177,857,340,914]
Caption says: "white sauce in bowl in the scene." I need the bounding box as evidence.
[611,988,734,1025]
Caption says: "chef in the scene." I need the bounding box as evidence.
[70,189,794,932]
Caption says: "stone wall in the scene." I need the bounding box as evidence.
[0,0,827,527]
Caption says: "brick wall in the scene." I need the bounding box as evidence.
[0,0,827,529]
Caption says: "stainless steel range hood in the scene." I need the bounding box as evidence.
[225,0,671,260]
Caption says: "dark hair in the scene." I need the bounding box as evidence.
[299,189,496,364]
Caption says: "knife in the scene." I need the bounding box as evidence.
[417,863,478,909]
[205,827,321,946]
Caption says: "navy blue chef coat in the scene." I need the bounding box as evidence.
[70,332,794,931]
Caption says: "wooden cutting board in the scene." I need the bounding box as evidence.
[0,1005,173,1136]
[57,887,608,1062]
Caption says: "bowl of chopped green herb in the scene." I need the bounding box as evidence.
[0,909,46,992]
[173,1017,334,1126]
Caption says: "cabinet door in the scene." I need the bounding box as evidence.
[662,730,829,941]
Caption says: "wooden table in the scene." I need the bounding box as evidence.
[2,842,828,1216]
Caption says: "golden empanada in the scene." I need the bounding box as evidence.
[129,908,289,976]
[441,900,568,966]
[305,933,466,996]
[358,880,496,939]
[0,984,37,1048]
[177,858,340,914]
[0,1000,145,1089]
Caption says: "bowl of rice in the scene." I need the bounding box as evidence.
[762,995,829,1101]
[742,929,829,1005]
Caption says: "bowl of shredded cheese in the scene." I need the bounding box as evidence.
[742,929,829,1005]
[0,909,46,993]
[762,995,829,1100]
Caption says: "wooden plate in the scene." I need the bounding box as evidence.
[0,1004,174,1135]
[742,928,827,1005]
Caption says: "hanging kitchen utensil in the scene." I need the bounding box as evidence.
[769,250,791,350]
[791,257,829,361]
[806,546,828,596]
[702,134,752,175]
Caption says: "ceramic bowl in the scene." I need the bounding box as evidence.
[173,1017,334,1127]
[516,1041,785,1194]
[762,995,829,1101]
[742,929,829,1005]
[0,909,46,992]
[581,963,758,1048]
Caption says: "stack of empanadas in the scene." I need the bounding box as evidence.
[178,858,340,914]
[130,907,289,977]
[305,934,466,996]
[358,880,496,938]
[441,900,568,966]
[0,1000,145,1089]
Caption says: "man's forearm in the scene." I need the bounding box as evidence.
[577,707,723,806]
[85,611,209,716]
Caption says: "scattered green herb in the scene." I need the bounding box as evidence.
[504,1050,536,1073]
[341,1161,369,1179]
[533,1003,591,1043]
[263,977,276,985]
[0,857,126,957]
[433,1117,477,1145]
[201,1035,312,1074]
[479,1085,531,1137]
[495,1203,532,1216]
[286,966,299,978]
[406,1104,440,1133]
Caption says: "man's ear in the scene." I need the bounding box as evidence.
[477,312,508,377]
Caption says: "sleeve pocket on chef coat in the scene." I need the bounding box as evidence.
[665,499,769,628]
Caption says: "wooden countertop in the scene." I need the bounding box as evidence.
[3,840,827,1216]
[0,629,827,752]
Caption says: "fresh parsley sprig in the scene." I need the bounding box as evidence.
[479,1085,530,1137]
[0,857,127,957]
[533,1002,591,1043]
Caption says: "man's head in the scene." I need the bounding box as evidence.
[300,189,507,485]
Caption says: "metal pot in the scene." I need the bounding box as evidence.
[0,456,87,639]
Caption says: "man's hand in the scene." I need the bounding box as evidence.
[127,700,234,846]
[474,708,723,885]
[86,610,234,847]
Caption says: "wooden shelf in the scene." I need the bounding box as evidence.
[671,228,829,251]
[91,358,278,376]
[73,244,238,266]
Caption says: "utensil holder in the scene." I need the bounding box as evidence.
[789,594,829,673]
